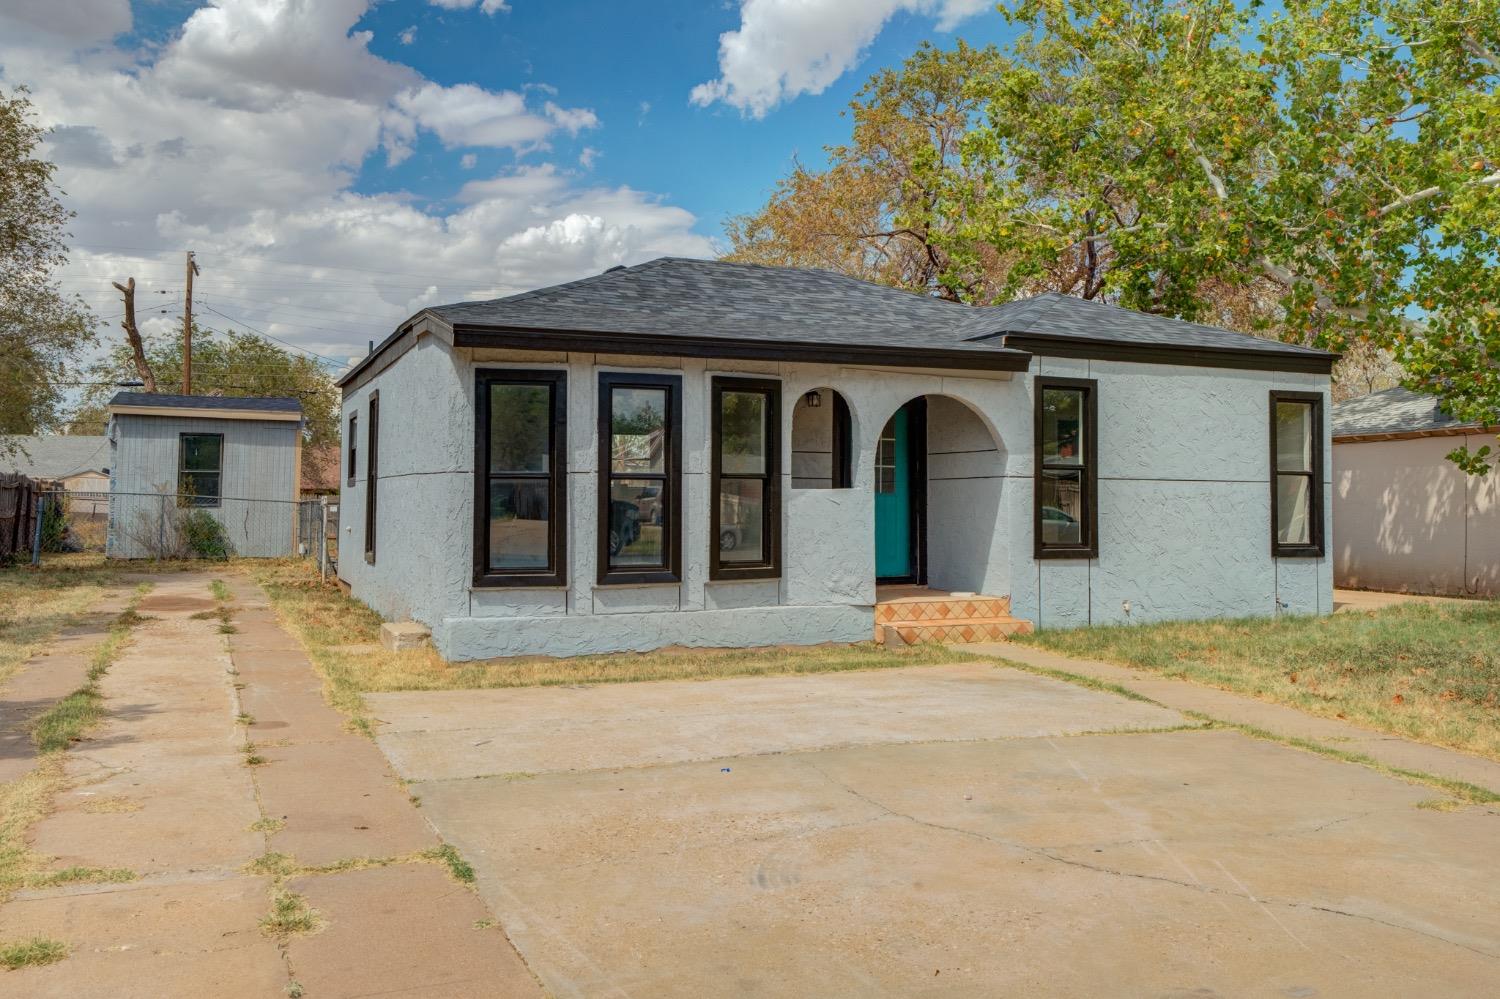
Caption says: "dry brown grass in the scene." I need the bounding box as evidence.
[247,561,966,732]
[1020,600,1500,761]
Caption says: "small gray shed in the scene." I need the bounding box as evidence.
[106,393,304,558]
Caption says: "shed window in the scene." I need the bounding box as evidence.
[598,372,681,585]
[347,413,357,486]
[475,370,567,587]
[1270,392,1325,557]
[1034,378,1098,559]
[711,377,781,580]
[178,433,223,507]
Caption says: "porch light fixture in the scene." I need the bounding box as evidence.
[802,390,822,408]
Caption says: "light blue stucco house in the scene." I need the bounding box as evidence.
[337,258,1336,660]
[106,393,304,558]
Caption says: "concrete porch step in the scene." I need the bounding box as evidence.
[879,617,1034,646]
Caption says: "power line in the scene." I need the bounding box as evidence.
[195,308,348,367]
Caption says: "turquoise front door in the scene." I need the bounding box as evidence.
[874,404,912,579]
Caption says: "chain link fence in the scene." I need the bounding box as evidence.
[35,489,334,568]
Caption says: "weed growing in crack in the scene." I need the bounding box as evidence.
[260,891,320,937]
[427,844,476,884]
[0,937,68,970]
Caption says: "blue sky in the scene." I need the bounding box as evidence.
[0,1,1017,366]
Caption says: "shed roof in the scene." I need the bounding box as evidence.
[0,436,110,480]
[107,393,303,421]
[1332,386,1487,440]
[339,257,1337,388]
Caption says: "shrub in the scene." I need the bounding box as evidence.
[180,510,234,560]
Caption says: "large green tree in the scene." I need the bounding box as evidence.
[73,325,340,479]
[728,0,1499,470]
[0,87,95,449]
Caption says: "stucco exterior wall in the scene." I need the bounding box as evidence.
[1333,434,1498,596]
[1005,357,1334,629]
[108,413,301,558]
[340,333,1333,658]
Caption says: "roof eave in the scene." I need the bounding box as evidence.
[447,323,1032,372]
[999,332,1339,375]
[335,309,454,389]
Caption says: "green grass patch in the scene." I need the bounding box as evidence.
[0,936,68,970]
[426,844,475,884]
[210,579,233,602]
[30,603,146,754]
[260,891,320,937]
[1019,601,1500,760]
[26,866,135,889]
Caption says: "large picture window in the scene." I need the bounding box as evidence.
[474,370,567,587]
[711,377,780,580]
[1034,378,1098,559]
[598,372,682,585]
[178,433,223,507]
[1270,391,1325,557]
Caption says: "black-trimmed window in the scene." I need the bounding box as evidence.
[598,372,681,584]
[364,391,379,564]
[347,413,357,486]
[474,370,567,587]
[711,377,781,580]
[1034,378,1098,559]
[178,433,223,508]
[1270,391,1325,557]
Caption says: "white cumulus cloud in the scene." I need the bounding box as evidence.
[691,0,991,118]
[428,0,511,14]
[0,0,710,377]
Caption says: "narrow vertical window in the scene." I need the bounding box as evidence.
[598,372,682,584]
[1270,391,1325,556]
[474,370,567,586]
[347,414,357,487]
[1034,378,1098,559]
[364,391,379,564]
[178,433,223,508]
[711,377,780,580]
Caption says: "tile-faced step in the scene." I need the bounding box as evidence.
[879,618,1033,647]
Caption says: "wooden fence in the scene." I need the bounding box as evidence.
[0,472,41,563]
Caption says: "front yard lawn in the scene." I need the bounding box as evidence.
[1019,600,1500,761]
[250,561,966,733]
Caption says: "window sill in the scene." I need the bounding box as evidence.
[1035,549,1098,561]
[595,573,681,587]
[472,576,568,589]
[1272,547,1325,559]
[707,569,781,583]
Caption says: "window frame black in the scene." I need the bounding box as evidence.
[1268,390,1326,558]
[364,390,379,565]
[177,432,224,508]
[1033,377,1099,560]
[710,376,782,581]
[472,369,568,588]
[347,413,357,487]
[597,371,683,586]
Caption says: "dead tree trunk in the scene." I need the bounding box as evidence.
[111,277,157,392]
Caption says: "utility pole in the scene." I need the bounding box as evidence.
[111,277,158,392]
[183,250,199,395]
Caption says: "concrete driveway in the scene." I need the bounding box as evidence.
[368,664,1500,998]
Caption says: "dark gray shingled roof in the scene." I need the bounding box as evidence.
[108,392,302,413]
[1332,386,1483,438]
[966,291,1335,361]
[430,257,1021,354]
[341,257,1335,386]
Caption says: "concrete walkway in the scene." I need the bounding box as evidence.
[970,640,1500,795]
[1,572,539,999]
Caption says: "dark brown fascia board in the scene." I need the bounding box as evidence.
[336,311,452,392]
[448,323,1033,372]
[1333,425,1495,444]
[995,332,1338,374]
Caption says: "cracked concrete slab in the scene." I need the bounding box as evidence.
[414,730,1500,997]
[368,663,1187,780]
[284,863,541,998]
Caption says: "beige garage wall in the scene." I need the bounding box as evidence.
[1333,434,1498,596]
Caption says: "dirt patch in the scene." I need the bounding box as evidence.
[136,595,214,613]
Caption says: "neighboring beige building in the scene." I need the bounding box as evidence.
[1332,387,1498,597]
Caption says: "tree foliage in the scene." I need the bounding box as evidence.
[0,87,95,446]
[727,0,1499,470]
[73,325,340,476]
